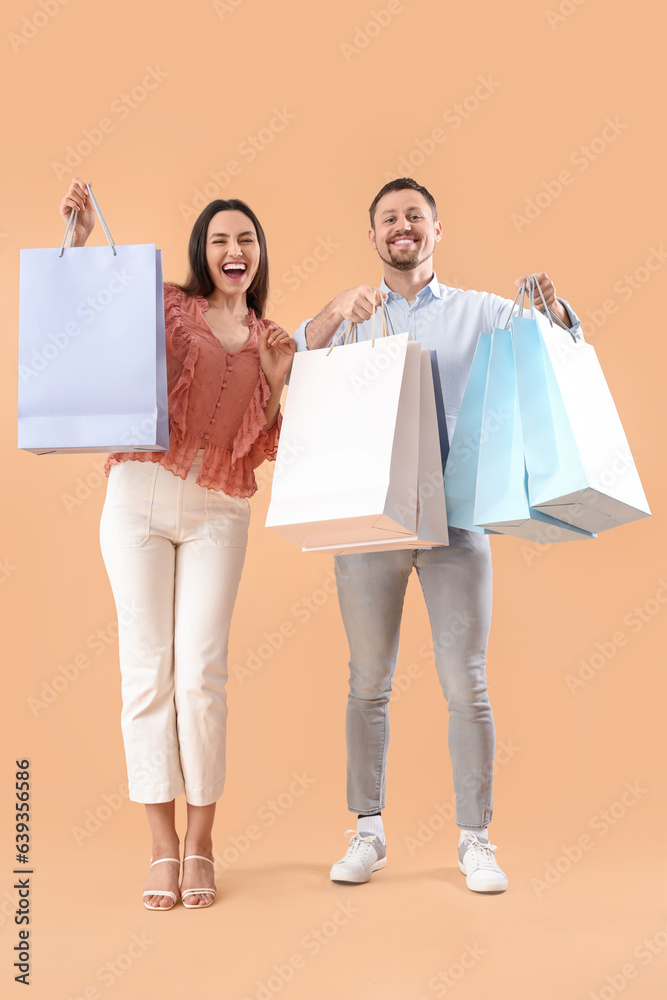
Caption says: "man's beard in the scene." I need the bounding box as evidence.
[377,242,424,271]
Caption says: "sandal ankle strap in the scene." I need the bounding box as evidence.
[149,857,180,867]
[183,854,215,865]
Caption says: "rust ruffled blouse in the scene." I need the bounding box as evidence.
[103,282,284,497]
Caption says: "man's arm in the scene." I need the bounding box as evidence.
[302,285,388,350]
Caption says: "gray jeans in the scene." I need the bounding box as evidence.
[333,528,494,830]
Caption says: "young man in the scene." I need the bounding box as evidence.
[291,178,582,893]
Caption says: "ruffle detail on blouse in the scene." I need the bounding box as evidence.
[197,442,258,497]
[164,283,200,440]
[104,434,262,498]
[230,366,274,465]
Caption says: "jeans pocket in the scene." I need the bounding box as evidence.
[100,460,157,548]
[204,487,250,547]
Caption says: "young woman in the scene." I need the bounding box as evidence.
[59,177,295,910]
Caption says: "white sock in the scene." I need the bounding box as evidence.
[459,827,488,845]
[357,814,385,843]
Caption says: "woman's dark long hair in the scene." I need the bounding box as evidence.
[178,198,269,318]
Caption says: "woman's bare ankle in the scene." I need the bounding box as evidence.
[151,838,180,859]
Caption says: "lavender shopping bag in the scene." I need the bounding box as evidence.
[18,184,168,454]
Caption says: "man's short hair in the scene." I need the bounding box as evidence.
[369,178,438,228]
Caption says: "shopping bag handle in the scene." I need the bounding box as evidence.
[527,275,579,343]
[58,182,117,258]
[496,277,579,344]
[325,289,389,356]
[496,281,527,329]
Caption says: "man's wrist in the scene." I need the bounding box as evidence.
[553,297,573,328]
[306,301,344,350]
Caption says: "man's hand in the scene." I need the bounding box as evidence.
[332,285,387,324]
[304,285,387,350]
[514,271,571,328]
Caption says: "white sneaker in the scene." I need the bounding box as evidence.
[329,830,387,884]
[458,833,508,893]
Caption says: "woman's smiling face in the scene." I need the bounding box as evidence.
[205,210,261,297]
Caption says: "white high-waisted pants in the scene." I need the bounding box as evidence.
[99,452,250,805]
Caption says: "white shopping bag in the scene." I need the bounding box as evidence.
[18,184,168,454]
[512,281,650,533]
[266,332,421,548]
[303,349,449,554]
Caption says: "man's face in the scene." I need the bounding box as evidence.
[369,189,442,271]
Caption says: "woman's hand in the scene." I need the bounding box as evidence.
[59,176,96,246]
[258,324,296,388]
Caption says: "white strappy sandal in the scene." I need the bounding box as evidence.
[142,857,180,911]
[181,854,216,909]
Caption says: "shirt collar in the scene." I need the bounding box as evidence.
[379,271,442,301]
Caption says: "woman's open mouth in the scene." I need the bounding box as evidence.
[221,262,247,281]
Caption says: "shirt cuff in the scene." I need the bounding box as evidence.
[556,297,584,340]
[292,319,312,353]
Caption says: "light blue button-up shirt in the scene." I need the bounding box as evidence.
[292,272,582,443]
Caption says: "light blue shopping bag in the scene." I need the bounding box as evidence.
[473,326,596,542]
[512,278,650,533]
[443,331,497,534]
[18,184,168,455]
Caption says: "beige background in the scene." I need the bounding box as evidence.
[1,0,665,996]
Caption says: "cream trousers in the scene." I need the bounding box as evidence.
[99,452,250,805]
